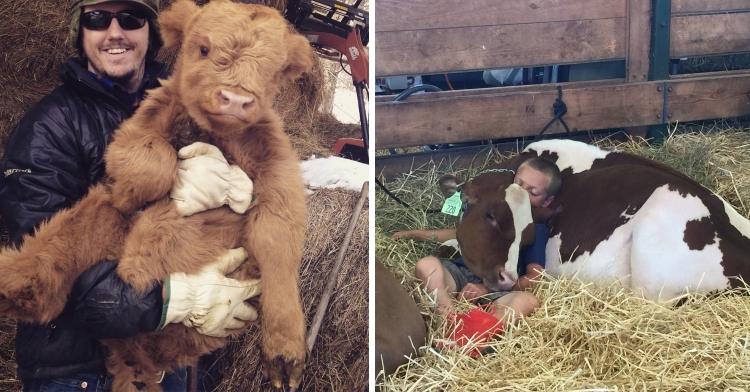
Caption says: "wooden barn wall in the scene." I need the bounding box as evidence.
[374,0,750,151]
[375,0,626,77]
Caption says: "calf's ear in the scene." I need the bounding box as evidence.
[439,175,459,197]
[281,32,315,82]
[159,0,201,49]
[460,182,478,205]
[532,204,563,226]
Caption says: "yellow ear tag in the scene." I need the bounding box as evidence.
[441,191,462,216]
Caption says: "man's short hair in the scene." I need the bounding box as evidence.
[520,157,562,197]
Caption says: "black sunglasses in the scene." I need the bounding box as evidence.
[81,10,148,31]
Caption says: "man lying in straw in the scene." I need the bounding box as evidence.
[393,157,562,353]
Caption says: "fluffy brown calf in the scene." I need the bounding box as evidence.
[0,0,312,390]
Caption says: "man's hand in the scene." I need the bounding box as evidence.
[158,248,261,337]
[170,142,253,216]
[458,282,490,303]
[515,263,544,291]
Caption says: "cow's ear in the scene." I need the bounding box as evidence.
[461,182,479,205]
[519,222,536,247]
[439,174,460,198]
[532,204,563,226]
[504,183,530,209]
[281,31,315,82]
[159,0,201,50]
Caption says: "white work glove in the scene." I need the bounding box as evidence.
[157,248,261,337]
[170,142,254,217]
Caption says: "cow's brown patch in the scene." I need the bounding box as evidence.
[684,217,716,250]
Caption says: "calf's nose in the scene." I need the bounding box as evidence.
[217,89,254,118]
[495,270,517,291]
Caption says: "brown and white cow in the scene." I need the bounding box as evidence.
[442,139,750,302]
[375,258,426,387]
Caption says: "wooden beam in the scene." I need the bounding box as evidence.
[671,13,750,58]
[646,0,671,141]
[375,79,626,103]
[375,145,497,183]
[666,73,750,122]
[375,0,625,32]
[626,0,652,83]
[375,81,663,149]
[375,18,626,77]
[375,73,750,150]
[375,129,635,181]
[672,0,750,14]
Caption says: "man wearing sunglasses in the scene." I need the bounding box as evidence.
[0,1,259,391]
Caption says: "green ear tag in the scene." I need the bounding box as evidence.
[441,191,462,216]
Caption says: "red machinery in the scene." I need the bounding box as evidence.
[285,0,369,163]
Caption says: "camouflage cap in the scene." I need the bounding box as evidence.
[75,0,158,18]
[68,0,162,57]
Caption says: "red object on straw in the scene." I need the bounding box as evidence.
[447,305,504,357]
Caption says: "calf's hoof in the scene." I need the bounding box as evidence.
[261,352,306,389]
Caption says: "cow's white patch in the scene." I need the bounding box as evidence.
[544,233,564,276]
[440,239,460,254]
[628,185,728,301]
[548,185,729,302]
[525,139,611,174]
[546,216,634,288]
[720,197,750,240]
[620,204,638,221]
[504,183,532,282]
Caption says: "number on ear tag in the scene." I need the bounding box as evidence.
[441,191,462,216]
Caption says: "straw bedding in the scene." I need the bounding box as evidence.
[376,128,750,391]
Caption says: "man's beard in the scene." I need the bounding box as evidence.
[101,68,137,87]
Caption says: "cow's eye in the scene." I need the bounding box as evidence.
[200,46,209,57]
[485,212,495,222]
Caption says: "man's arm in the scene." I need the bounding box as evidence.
[392,228,457,242]
[515,224,550,290]
[55,260,163,337]
[0,111,165,338]
[2,113,260,339]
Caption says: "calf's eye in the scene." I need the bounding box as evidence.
[200,46,209,57]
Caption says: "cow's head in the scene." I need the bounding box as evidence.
[159,0,314,133]
[440,175,536,291]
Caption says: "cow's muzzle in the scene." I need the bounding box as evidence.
[485,270,517,292]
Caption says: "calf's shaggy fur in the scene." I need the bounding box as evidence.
[0,0,312,390]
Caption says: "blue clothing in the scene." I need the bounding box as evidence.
[23,372,112,392]
[518,223,549,275]
[22,370,187,392]
[452,223,549,277]
[447,223,549,300]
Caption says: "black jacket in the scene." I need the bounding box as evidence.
[0,57,169,379]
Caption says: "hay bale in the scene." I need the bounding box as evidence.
[0,318,18,391]
[217,187,369,391]
[376,128,750,391]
